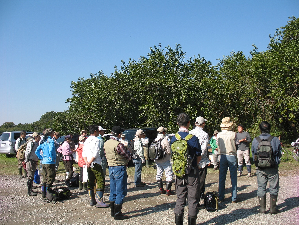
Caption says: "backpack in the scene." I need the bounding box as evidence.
[46,186,71,202]
[171,133,194,178]
[204,192,218,212]
[254,136,275,168]
[149,139,166,160]
[69,173,79,187]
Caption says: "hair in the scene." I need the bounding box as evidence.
[89,125,98,135]
[20,130,26,135]
[259,121,271,133]
[238,124,245,129]
[54,131,60,137]
[177,113,190,127]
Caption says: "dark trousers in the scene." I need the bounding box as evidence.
[63,160,73,180]
[42,164,56,186]
[198,167,207,198]
[174,168,199,217]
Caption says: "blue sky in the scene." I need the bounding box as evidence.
[0,0,298,126]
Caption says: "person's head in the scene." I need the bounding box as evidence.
[80,130,87,136]
[53,131,60,140]
[65,135,72,143]
[220,117,234,131]
[98,126,106,136]
[44,128,54,138]
[237,124,244,133]
[20,131,26,138]
[135,129,146,138]
[177,113,190,128]
[259,121,271,133]
[32,132,40,142]
[79,135,86,143]
[157,127,167,135]
[89,125,99,136]
[213,130,218,137]
[111,126,124,138]
[195,116,207,128]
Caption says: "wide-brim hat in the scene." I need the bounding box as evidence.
[32,132,39,138]
[135,129,145,136]
[157,127,167,133]
[220,117,234,128]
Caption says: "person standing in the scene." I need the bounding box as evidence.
[104,126,132,220]
[251,121,282,214]
[189,116,209,202]
[171,113,201,225]
[53,131,61,171]
[15,131,27,178]
[217,117,238,203]
[76,135,87,191]
[210,130,219,170]
[133,129,146,187]
[24,132,40,196]
[82,125,109,208]
[236,124,252,177]
[98,126,108,178]
[154,127,174,196]
[35,128,56,199]
[57,135,75,186]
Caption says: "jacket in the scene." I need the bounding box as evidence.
[35,137,56,164]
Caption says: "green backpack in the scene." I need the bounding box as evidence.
[171,133,194,178]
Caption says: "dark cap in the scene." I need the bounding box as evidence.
[111,126,124,135]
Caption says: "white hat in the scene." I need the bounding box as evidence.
[195,116,207,125]
[157,127,167,133]
[98,126,106,131]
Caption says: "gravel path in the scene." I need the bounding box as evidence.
[0,169,298,225]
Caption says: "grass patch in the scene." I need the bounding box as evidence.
[0,154,18,176]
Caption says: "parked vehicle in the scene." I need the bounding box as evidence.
[0,131,33,156]
[123,127,157,145]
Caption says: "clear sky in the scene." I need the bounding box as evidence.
[0,0,298,126]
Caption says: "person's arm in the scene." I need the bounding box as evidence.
[35,144,43,160]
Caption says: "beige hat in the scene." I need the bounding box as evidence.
[79,135,86,142]
[32,132,39,138]
[220,117,234,128]
[135,129,145,136]
[157,127,167,133]
[195,116,207,125]
[213,130,219,135]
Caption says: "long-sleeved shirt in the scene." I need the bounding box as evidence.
[35,137,56,164]
[134,137,144,160]
[57,141,73,160]
[25,140,39,162]
[82,136,102,165]
[235,131,251,151]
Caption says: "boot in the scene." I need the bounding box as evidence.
[175,214,183,225]
[188,216,197,225]
[27,179,37,196]
[24,169,27,178]
[18,168,23,179]
[88,190,97,206]
[114,204,129,220]
[83,182,88,191]
[166,182,175,196]
[158,180,166,194]
[270,195,279,214]
[110,201,115,217]
[95,191,109,208]
[41,183,46,198]
[79,181,83,190]
[65,179,70,187]
[258,195,266,214]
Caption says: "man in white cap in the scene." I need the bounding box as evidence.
[217,117,238,203]
[98,126,107,178]
[190,116,209,205]
[154,127,174,195]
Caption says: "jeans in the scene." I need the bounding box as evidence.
[133,158,142,185]
[218,155,237,202]
[256,167,279,196]
[109,166,127,205]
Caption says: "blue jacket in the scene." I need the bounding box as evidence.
[35,137,56,164]
[251,133,282,165]
[171,131,202,168]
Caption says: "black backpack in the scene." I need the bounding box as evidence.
[254,136,275,168]
[204,192,218,212]
[46,186,71,202]
[69,173,79,187]
[149,139,166,160]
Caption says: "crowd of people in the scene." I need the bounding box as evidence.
[15,113,284,224]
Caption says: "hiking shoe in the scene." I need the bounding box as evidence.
[166,190,175,196]
[247,173,252,177]
[238,171,242,177]
[159,188,166,194]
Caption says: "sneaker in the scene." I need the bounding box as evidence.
[247,173,252,177]
[237,171,242,177]
[232,199,239,203]
[96,201,110,208]
[166,190,175,196]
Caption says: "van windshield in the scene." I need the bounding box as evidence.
[1,133,10,141]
